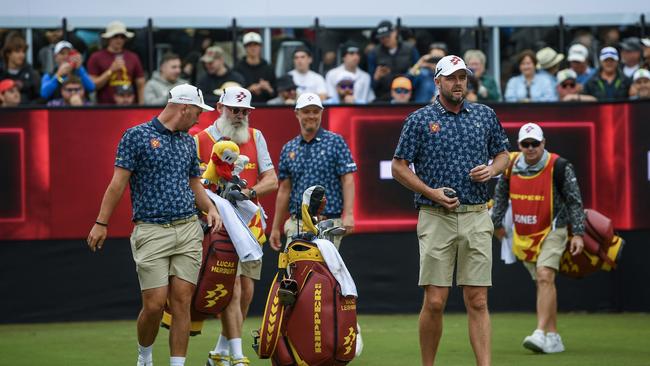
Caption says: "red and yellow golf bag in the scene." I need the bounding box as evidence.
[559,209,624,278]
[253,186,358,365]
[162,223,238,335]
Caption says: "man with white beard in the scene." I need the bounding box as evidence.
[194,86,278,366]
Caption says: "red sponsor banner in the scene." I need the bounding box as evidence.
[0,102,648,240]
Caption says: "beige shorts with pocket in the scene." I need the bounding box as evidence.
[523,227,568,279]
[417,207,493,287]
[237,258,262,280]
[130,219,203,290]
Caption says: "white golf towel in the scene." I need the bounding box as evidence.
[500,201,517,264]
[313,238,358,297]
[206,189,263,262]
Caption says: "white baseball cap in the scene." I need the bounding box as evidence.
[168,84,214,111]
[518,123,544,143]
[54,41,73,55]
[219,86,255,109]
[599,47,619,62]
[633,68,650,82]
[434,55,473,79]
[242,32,262,46]
[567,44,589,62]
[295,92,323,110]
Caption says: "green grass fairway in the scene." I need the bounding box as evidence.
[1,313,649,365]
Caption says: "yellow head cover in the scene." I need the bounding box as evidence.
[203,140,240,183]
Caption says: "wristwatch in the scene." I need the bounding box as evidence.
[249,189,257,199]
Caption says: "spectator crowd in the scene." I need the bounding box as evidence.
[2,20,650,107]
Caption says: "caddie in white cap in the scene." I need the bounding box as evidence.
[193,84,278,366]
[493,120,586,356]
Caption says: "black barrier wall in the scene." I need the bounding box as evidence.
[1,231,648,324]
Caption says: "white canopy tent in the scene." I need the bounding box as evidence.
[1,0,648,28]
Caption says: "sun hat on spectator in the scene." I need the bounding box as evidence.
[434,55,473,79]
[633,68,650,82]
[518,122,544,143]
[201,46,225,63]
[101,21,134,39]
[295,92,323,110]
[54,41,73,55]
[536,47,564,69]
[567,44,589,63]
[243,32,262,46]
[642,38,650,48]
[168,84,214,111]
[599,47,619,62]
[335,71,356,85]
[219,86,254,109]
[0,79,16,93]
[556,69,578,84]
[375,20,394,39]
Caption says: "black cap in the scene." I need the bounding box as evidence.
[293,46,312,57]
[341,41,360,55]
[620,37,642,52]
[375,20,394,39]
[114,83,134,95]
[429,42,448,54]
[276,75,297,92]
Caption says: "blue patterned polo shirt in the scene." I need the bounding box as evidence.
[115,117,201,223]
[278,128,357,217]
[394,97,509,207]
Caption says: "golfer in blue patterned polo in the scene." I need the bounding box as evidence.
[87,84,221,366]
[392,55,510,366]
[269,92,357,251]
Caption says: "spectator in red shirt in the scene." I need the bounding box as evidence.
[87,21,145,104]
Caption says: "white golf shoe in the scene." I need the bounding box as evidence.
[522,329,546,353]
[543,332,565,353]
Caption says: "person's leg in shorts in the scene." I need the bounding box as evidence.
[522,227,568,353]
[417,208,459,366]
[130,220,202,363]
[456,210,494,366]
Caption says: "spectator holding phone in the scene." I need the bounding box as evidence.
[367,20,419,102]
[408,42,447,103]
[87,21,145,104]
[41,41,95,103]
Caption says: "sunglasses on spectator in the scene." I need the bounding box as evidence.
[226,106,251,116]
[520,140,541,148]
[338,83,354,90]
[561,81,576,88]
[63,87,82,93]
[392,88,411,94]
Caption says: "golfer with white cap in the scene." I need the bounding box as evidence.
[87,84,219,366]
[194,86,278,366]
[392,55,510,366]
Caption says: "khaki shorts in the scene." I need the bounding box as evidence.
[417,207,493,287]
[130,218,203,290]
[284,217,344,250]
[524,227,568,280]
[237,258,262,280]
